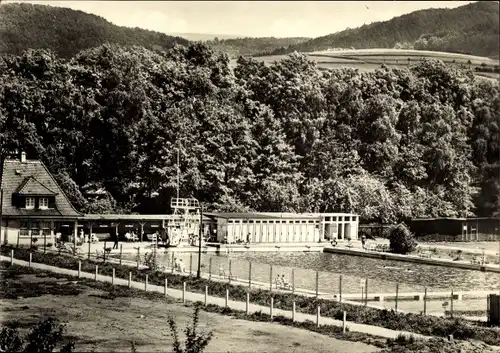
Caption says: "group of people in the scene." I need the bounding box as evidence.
[173,258,186,273]
[276,274,292,290]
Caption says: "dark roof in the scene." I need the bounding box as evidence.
[1,159,82,218]
[14,176,57,195]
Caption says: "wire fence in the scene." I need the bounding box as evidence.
[13,239,495,321]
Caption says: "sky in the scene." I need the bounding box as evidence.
[3,1,475,38]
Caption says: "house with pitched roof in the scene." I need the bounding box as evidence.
[0,152,83,246]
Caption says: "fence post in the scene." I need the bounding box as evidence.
[145,274,148,291]
[451,289,454,318]
[225,289,229,307]
[88,240,91,260]
[103,241,107,262]
[95,265,98,281]
[229,260,232,285]
[182,282,186,304]
[315,271,319,298]
[292,301,296,323]
[342,311,347,334]
[29,252,32,267]
[10,249,14,265]
[365,278,368,306]
[209,257,212,281]
[395,283,399,312]
[248,262,252,288]
[246,292,250,315]
[292,268,295,294]
[270,297,274,319]
[424,288,427,315]
[137,247,140,270]
[204,286,208,306]
[339,275,343,303]
[119,244,123,265]
[78,261,81,278]
[316,305,320,327]
[269,265,273,292]
[190,253,193,275]
[128,272,132,288]
[112,268,115,285]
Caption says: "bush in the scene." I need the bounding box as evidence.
[388,224,418,255]
[167,304,214,353]
[0,317,75,352]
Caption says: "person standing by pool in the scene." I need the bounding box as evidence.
[112,231,119,249]
[361,234,366,249]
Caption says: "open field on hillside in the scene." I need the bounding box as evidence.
[229,49,500,80]
[0,266,380,353]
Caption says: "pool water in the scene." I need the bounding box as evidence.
[125,251,500,295]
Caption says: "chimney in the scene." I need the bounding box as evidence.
[20,152,26,163]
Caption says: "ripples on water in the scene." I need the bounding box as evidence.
[135,251,500,295]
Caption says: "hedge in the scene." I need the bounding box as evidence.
[2,246,499,346]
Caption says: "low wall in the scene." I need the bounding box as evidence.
[417,233,500,243]
[323,247,500,273]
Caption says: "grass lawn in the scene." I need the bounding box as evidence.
[0,265,380,353]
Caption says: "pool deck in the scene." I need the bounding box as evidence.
[77,241,325,255]
[323,246,500,273]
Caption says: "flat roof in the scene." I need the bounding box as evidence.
[81,214,211,221]
[204,212,356,220]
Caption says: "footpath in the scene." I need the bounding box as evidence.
[1,255,432,341]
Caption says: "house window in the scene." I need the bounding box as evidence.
[25,197,35,209]
[20,221,29,238]
[31,222,40,238]
[39,197,49,209]
[41,222,51,240]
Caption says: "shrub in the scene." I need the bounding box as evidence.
[0,317,75,352]
[388,224,418,254]
[167,304,214,353]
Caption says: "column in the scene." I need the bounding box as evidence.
[140,223,145,242]
[73,221,78,246]
[50,221,55,246]
[321,218,326,242]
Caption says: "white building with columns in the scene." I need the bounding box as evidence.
[205,212,359,244]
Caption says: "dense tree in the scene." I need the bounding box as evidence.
[1,43,499,222]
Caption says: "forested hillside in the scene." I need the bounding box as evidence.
[1,44,499,221]
[262,1,499,58]
[0,3,189,58]
[206,37,311,58]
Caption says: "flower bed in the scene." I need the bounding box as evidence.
[3,246,500,346]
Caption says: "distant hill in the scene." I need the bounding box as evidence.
[169,33,245,41]
[261,1,499,58]
[0,3,190,58]
[206,37,311,58]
